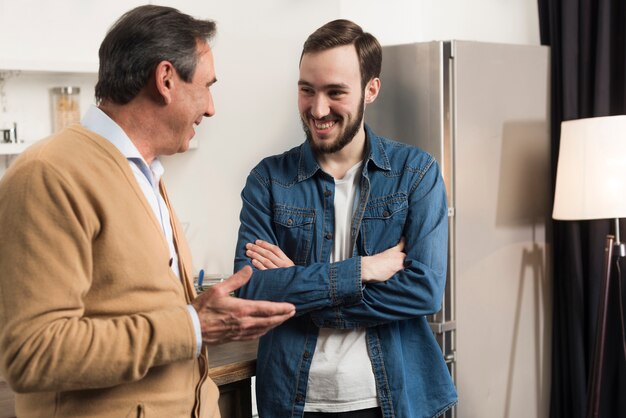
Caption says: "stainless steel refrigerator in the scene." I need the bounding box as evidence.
[368,41,552,418]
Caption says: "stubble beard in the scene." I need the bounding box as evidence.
[303,99,365,155]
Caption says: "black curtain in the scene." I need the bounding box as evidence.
[538,0,626,417]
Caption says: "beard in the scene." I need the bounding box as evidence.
[303,98,365,155]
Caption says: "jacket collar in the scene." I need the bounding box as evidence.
[297,124,390,182]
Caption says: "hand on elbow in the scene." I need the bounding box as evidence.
[361,238,406,283]
[245,240,295,270]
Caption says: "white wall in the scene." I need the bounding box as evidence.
[0,0,146,70]
[0,2,545,417]
[339,0,540,46]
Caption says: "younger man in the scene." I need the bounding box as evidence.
[235,20,457,418]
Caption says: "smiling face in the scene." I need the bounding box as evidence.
[298,44,368,155]
[166,41,217,154]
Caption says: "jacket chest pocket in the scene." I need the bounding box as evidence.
[272,206,315,265]
[359,193,408,254]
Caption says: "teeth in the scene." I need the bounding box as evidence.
[315,120,335,129]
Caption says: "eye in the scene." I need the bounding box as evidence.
[299,86,314,95]
[328,90,345,98]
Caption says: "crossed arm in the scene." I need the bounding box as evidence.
[246,239,406,284]
[235,160,449,328]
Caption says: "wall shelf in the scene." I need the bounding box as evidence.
[0,59,98,75]
[0,142,32,155]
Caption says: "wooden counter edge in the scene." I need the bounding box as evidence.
[207,340,258,387]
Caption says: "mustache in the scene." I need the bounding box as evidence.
[305,113,341,123]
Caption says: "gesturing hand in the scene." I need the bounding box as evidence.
[192,266,295,345]
[245,240,295,270]
[361,238,406,283]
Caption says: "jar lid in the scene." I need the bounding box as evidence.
[51,86,80,94]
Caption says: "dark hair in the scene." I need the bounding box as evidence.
[95,5,216,105]
[301,19,381,89]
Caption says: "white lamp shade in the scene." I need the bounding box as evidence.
[553,115,626,220]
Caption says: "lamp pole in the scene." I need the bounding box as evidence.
[586,219,625,418]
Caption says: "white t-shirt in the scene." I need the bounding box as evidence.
[304,161,379,413]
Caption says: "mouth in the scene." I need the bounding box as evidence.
[314,120,335,130]
[190,120,202,138]
[310,116,338,136]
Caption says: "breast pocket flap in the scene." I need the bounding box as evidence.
[362,194,408,219]
[273,207,315,228]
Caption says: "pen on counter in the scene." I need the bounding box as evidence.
[197,269,205,289]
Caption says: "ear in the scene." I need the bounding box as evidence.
[364,77,381,104]
[155,61,176,104]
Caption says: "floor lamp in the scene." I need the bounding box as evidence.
[552,115,626,418]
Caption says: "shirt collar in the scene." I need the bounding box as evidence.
[297,123,390,182]
[364,124,391,171]
[81,105,164,182]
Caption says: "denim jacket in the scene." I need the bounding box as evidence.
[234,125,457,418]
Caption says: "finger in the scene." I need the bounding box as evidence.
[251,258,268,270]
[234,298,296,317]
[238,311,296,334]
[252,241,284,265]
[246,243,277,263]
[235,312,297,340]
[247,249,277,269]
[254,239,271,247]
[256,241,295,268]
[219,266,253,293]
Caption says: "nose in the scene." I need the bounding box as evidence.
[204,91,215,118]
[310,94,329,119]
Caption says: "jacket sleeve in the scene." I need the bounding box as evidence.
[310,158,449,328]
[0,159,196,393]
[234,169,363,313]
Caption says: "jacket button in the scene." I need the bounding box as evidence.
[325,232,333,240]
[296,394,305,402]
[383,210,390,217]
[324,189,331,197]
[287,218,293,226]
[303,351,311,359]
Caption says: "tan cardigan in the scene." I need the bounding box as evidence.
[0,126,219,417]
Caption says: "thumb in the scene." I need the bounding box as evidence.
[220,266,253,293]
[396,237,406,251]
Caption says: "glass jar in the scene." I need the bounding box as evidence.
[51,86,81,133]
